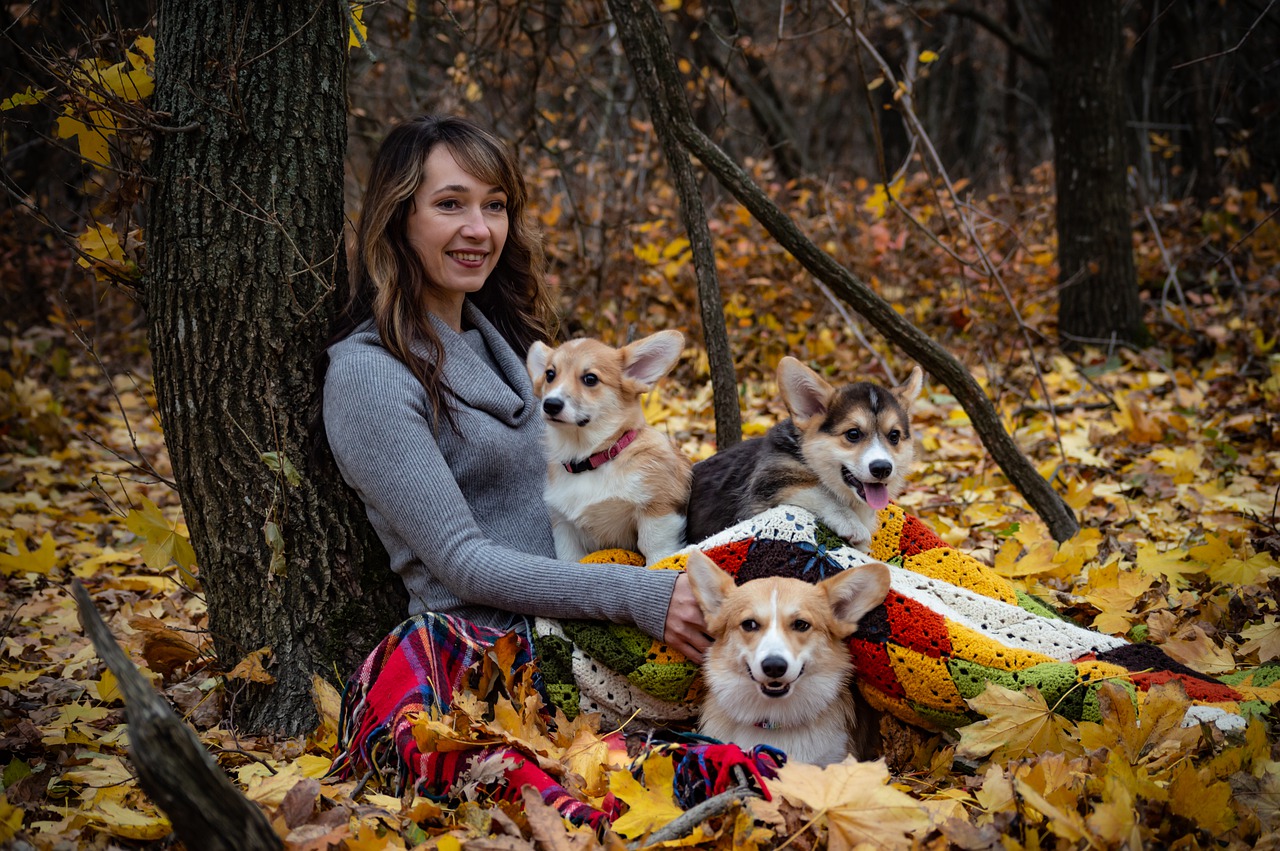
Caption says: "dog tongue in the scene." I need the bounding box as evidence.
[863,482,890,510]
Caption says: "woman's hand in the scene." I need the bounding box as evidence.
[663,572,711,664]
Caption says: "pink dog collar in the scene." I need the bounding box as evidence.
[563,429,638,474]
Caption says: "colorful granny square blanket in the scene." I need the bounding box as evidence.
[536,505,1277,733]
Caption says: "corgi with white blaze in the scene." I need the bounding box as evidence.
[686,548,890,765]
[527,330,692,566]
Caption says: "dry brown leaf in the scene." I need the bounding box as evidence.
[956,683,1080,761]
[771,757,931,851]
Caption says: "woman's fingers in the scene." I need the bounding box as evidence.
[664,572,711,664]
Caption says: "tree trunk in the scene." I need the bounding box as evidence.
[147,1,405,734]
[606,0,1079,543]
[609,1,743,448]
[1050,0,1149,349]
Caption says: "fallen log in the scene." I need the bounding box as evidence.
[72,580,280,851]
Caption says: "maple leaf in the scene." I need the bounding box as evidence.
[1080,681,1192,772]
[1239,616,1280,663]
[1086,773,1141,847]
[1133,541,1199,586]
[1084,559,1154,634]
[608,754,689,840]
[0,531,56,575]
[0,794,22,844]
[226,647,275,684]
[80,800,171,841]
[1013,777,1090,843]
[1168,762,1235,833]
[1148,446,1203,484]
[956,683,1079,761]
[123,497,198,575]
[771,757,931,851]
[55,105,116,167]
[1157,624,1236,675]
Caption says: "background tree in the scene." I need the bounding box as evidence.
[146,0,403,733]
[1049,0,1147,349]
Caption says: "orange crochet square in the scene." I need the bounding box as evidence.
[885,642,969,713]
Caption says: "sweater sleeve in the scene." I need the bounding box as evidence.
[323,346,678,639]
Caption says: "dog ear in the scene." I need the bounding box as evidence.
[777,357,835,426]
[685,549,734,620]
[822,562,891,634]
[621,330,684,390]
[892,366,924,410]
[526,341,552,386]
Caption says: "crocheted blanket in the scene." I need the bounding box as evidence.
[535,505,1277,733]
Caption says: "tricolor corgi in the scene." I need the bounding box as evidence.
[686,358,923,552]
[686,549,890,764]
[527,331,692,566]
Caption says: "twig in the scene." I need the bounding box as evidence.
[1172,0,1276,69]
[837,1,1068,467]
[635,781,761,847]
[811,276,897,383]
[1141,206,1193,332]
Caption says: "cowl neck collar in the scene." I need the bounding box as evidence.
[417,300,534,427]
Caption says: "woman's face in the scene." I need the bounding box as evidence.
[406,145,510,322]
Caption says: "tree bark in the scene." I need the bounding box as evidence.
[1050,0,1149,349]
[147,1,405,734]
[607,0,1079,543]
[609,1,743,447]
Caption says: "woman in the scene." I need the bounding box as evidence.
[320,115,708,824]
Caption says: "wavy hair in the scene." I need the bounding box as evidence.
[333,115,553,431]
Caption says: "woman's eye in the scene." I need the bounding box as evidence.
[437,199,459,210]
[888,429,901,445]
[793,620,810,632]
[486,200,507,212]
[545,369,556,382]
[845,428,862,443]
[582,373,599,387]
[741,619,759,632]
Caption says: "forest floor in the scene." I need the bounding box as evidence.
[2,177,1279,848]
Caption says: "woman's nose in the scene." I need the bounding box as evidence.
[459,207,489,239]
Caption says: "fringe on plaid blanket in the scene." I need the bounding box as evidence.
[332,612,780,825]
[331,612,618,828]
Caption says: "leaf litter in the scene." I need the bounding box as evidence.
[1,175,1278,849]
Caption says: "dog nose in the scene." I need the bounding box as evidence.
[760,656,789,679]
[542,398,564,416]
[869,460,893,480]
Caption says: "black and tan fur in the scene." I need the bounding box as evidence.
[686,358,923,551]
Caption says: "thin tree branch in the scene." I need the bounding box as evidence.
[606,0,1078,541]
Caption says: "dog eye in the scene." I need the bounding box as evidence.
[792,619,810,632]
[741,619,759,632]
[845,428,862,443]
[888,429,900,445]
[544,368,556,382]
[581,373,599,387]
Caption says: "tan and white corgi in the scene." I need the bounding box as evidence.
[527,330,692,566]
[685,549,890,765]
[686,359,923,551]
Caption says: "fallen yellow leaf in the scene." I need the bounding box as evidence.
[771,757,931,851]
[956,683,1079,761]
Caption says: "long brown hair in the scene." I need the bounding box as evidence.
[335,115,553,430]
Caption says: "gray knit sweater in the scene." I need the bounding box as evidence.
[323,300,678,639]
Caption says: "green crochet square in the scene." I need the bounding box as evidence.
[626,660,699,703]
[563,621,654,675]
[1015,589,1066,621]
